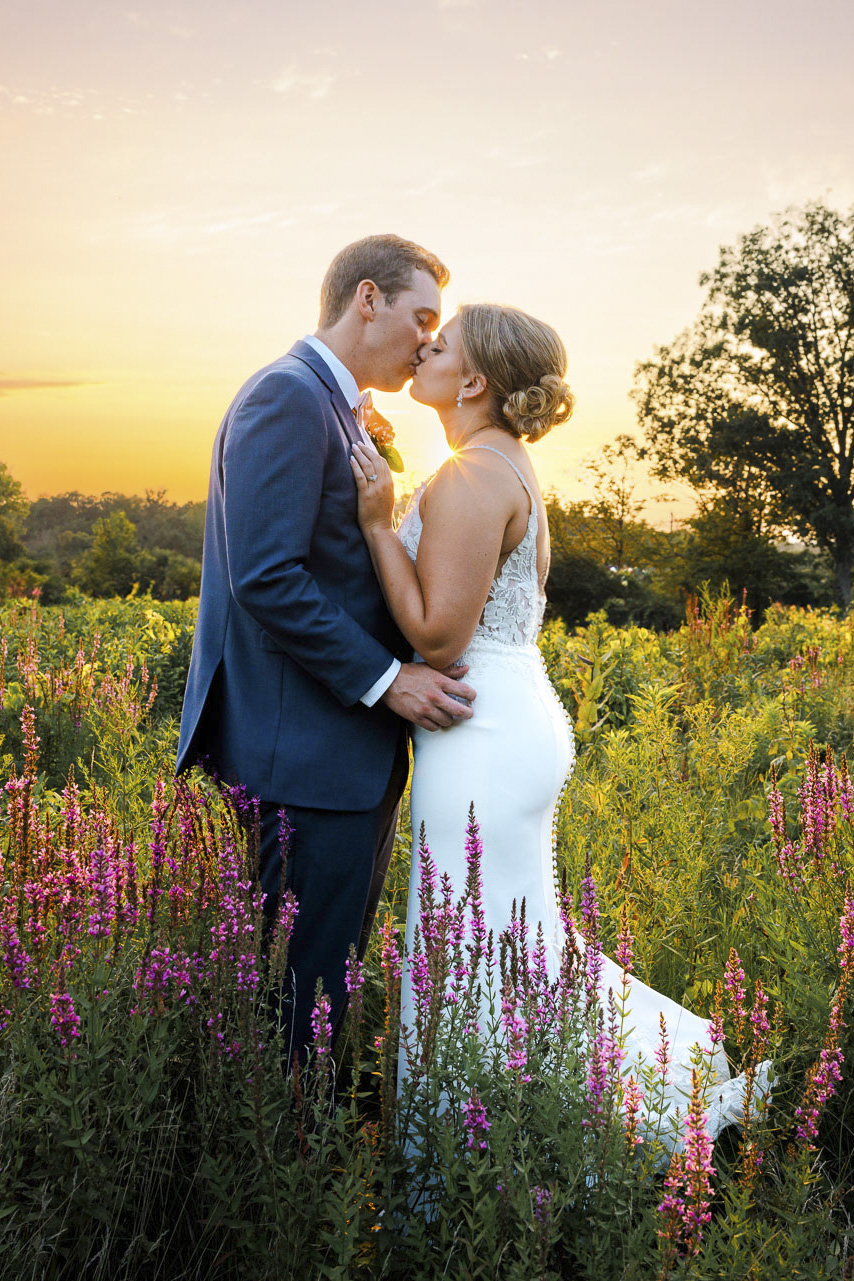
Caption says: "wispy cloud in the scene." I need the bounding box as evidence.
[0,82,142,119]
[633,163,668,183]
[0,378,95,396]
[125,11,194,39]
[272,63,336,101]
[123,200,345,247]
[516,47,563,63]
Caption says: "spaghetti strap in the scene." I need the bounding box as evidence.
[459,443,533,503]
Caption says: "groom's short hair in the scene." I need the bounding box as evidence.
[319,235,450,327]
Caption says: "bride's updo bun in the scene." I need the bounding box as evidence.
[458,303,575,443]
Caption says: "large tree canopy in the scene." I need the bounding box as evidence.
[634,201,854,607]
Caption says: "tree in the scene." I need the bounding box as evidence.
[0,462,29,560]
[634,201,854,608]
[72,511,149,597]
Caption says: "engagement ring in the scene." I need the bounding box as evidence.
[368,473,378,482]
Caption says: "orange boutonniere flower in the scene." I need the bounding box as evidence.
[363,398,404,473]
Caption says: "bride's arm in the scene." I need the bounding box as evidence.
[350,442,511,669]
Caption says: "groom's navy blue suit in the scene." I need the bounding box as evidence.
[177,339,410,1058]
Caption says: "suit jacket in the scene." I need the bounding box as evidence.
[176,339,410,810]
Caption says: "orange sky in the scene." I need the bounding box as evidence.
[2,0,853,522]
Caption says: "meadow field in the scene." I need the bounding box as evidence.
[2,590,854,1279]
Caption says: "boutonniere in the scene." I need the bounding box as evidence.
[363,396,404,473]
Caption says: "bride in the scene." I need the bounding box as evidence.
[349,302,767,1139]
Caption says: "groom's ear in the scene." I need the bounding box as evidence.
[354,279,381,321]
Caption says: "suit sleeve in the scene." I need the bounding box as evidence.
[222,370,395,707]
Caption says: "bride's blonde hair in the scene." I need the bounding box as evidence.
[458,303,575,443]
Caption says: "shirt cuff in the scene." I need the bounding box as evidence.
[360,659,401,707]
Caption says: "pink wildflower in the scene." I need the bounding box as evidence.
[657,1069,716,1257]
[463,1088,491,1150]
[616,901,634,973]
[310,986,333,1064]
[50,991,82,1049]
[723,948,748,1041]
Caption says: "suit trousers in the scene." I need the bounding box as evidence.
[258,735,410,1065]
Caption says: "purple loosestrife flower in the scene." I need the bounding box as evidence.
[21,703,40,777]
[533,1183,552,1226]
[707,988,725,1052]
[463,1088,491,1150]
[767,767,807,886]
[1,918,33,989]
[723,948,748,1042]
[311,984,333,1065]
[345,950,364,998]
[464,805,487,972]
[655,1012,671,1085]
[796,896,854,1146]
[134,946,175,1014]
[501,974,530,1082]
[750,979,771,1059]
[839,754,854,823]
[379,914,402,984]
[579,853,601,946]
[616,901,634,973]
[447,901,469,1005]
[146,778,169,924]
[798,742,834,862]
[657,1069,716,1258]
[409,929,433,1033]
[580,856,603,1010]
[376,913,402,1056]
[530,924,555,1025]
[268,888,299,984]
[87,846,117,940]
[795,1042,844,1145]
[767,767,787,850]
[583,1006,609,1129]
[344,946,364,1032]
[838,893,854,974]
[606,987,626,1080]
[50,990,82,1049]
[623,1075,644,1149]
[582,991,624,1130]
[416,829,440,957]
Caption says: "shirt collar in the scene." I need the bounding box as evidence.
[303,335,360,412]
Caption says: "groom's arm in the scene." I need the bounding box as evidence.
[222,370,395,707]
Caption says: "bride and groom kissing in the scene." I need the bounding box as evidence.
[176,233,761,1131]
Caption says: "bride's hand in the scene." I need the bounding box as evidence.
[350,442,394,533]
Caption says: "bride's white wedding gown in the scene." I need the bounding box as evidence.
[396,444,768,1139]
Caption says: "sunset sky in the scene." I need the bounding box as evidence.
[2,0,853,518]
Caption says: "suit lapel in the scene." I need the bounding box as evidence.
[288,340,361,450]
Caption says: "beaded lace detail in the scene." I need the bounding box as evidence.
[396,445,546,655]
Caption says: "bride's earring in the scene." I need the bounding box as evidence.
[456,390,464,407]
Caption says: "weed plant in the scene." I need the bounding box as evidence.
[2,592,854,1278]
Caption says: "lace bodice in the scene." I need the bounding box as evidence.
[396,445,547,655]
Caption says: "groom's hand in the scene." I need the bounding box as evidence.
[381,662,475,731]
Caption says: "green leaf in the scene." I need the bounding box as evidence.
[381,444,404,473]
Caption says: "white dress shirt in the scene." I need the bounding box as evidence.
[302,334,401,708]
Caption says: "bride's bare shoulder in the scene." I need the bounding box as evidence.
[426,445,522,500]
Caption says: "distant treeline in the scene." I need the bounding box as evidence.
[0,467,204,603]
[0,458,837,629]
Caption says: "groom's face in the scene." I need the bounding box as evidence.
[366,269,442,392]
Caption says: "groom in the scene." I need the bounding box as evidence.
[177,234,475,1060]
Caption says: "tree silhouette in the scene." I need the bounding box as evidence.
[635,201,854,608]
